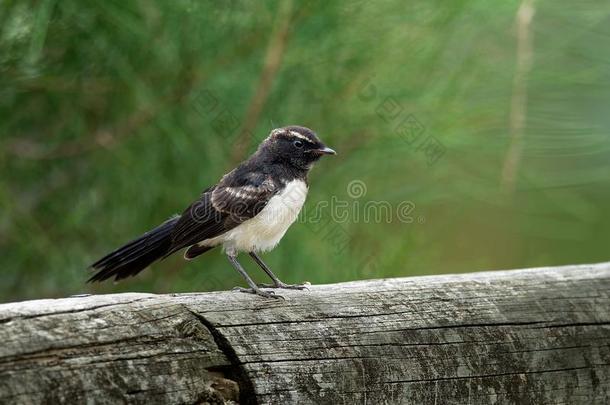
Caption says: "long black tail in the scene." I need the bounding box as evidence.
[88,215,180,282]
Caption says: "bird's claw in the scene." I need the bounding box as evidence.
[256,281,310,290]
[232,286,284,300]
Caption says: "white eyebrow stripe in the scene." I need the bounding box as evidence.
[289,131,313,142]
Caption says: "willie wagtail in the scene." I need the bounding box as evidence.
[89,126,336,298]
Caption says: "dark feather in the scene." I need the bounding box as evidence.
[88,216,179,282]
[167,168,279,255]
[184,244,215,260]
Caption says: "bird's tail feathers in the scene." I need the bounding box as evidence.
[88,215,180,282]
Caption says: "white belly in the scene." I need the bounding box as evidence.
[200,180,308,253]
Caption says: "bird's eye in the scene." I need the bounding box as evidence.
[293,140,303,148]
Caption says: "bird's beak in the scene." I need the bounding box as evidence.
[318,146,337,155]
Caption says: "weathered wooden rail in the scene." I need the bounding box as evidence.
[1,262,610,404]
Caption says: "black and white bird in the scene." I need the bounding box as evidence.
[89,126,336,298]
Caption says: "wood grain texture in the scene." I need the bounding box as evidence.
[1,262,610,404]
[0,293,238,404]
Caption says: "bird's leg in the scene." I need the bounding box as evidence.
[249,252,309,290]
[226,252,282,299]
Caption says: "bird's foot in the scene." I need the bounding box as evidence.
[256,281,310,290]
[232,286,284,300]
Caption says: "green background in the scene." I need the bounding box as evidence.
[1,0,609,302]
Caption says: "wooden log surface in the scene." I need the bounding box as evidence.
[1,262,610,404]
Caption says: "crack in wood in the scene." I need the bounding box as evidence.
[0,296,157,324]
[186,307,255,405]
[383,364,608,385]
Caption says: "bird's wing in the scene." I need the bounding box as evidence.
[168,170,277,253]
[210,171,277,219]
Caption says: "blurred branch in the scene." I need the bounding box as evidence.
[230,0,294,165]
[26,0,55,65]
[501,0,535,194]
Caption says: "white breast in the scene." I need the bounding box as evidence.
[200,180,308,253]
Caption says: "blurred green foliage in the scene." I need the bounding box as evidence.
[1,0,609,302]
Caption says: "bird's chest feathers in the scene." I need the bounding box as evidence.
[262,179,309,224]
[224,179,308,252]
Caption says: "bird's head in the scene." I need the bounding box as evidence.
[259,126,336,170]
